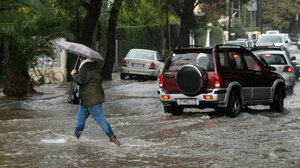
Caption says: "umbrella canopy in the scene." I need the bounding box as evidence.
[54,41,104,62]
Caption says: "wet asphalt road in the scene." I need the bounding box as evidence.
[1,47,300,167]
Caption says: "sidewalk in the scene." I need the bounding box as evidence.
[0,72,121,107]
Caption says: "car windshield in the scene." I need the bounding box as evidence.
[257,35,283,43]
[126,50,154,60]
[259,54,287,65]
[166,51,214,72]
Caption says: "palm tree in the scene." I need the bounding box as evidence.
[0,0,71,96]
[0,0,54,76]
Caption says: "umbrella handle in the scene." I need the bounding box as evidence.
[74,56,80,71]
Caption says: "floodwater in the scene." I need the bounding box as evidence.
[1,71,300,167]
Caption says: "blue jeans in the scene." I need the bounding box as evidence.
[74,104,115,139]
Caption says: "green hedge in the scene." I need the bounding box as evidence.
[116,24,180,60]
[194,26,224,47]
[116,25,164,53]
[115,24,224,62]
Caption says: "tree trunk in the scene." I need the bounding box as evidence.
[102,0,124,80]
[174,0,197,46]
[66,0,103,81]
[0,42,10,76]
[3,67,36,97]
[79,0,103,47]
[257,0,263,34]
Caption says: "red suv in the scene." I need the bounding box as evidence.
[158,45,286,117]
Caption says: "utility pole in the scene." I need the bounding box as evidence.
[227,0,232,41]
[165,5,170,51]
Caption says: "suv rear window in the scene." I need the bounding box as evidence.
[259,54,287,65]
[165,51,214,72]
[258,35,283,43]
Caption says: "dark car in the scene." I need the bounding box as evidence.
[158,45,286,117]
[288,34,300,44]
[291,57,300,80]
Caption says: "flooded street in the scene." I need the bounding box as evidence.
[1,75,300,167]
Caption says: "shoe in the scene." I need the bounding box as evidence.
[109,136,121,146]
[66,134,79,142]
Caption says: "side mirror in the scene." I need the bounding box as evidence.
[291,56,296,61]
[285,40,289,43]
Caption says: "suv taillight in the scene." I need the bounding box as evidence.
[214,74,221,88]
[159,75,164,88]
[283,66,292,72]
[121,60,127,67]
[149,62,156,69]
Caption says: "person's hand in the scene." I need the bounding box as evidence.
[71,69,77,75]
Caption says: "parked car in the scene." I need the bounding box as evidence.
[251,46,295,93]
[296,37,300,49]
[256,34,292,51]
[120,49,165,80]
[158,45,286,117]
[291,57,300,80]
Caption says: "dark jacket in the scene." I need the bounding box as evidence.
[72,62,105,107]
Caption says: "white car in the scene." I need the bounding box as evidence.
[252,46,295,93]
[256,33,292,51]
[120,49,165,80]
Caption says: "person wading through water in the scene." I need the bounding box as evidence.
[71,56,120,146]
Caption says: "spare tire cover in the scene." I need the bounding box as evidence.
[176,65,205,96]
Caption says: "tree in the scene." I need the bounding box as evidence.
[0,0,53,77]
[102,0,124,80]
[118,0,167,26]
[170,0,199,46]
[80,0,103,47]
[1,1,71,96]
[263,0,300,32]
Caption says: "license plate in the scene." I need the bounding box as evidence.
[131,63,144,67]
[177,99,199,105]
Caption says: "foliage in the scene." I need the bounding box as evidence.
[118,0,179,26]
[6,11,72,71]
[263,0,300,32]
[116,25,164,55]
[210,26,224,45]
[0,0,72,96]
[231,19,247,39]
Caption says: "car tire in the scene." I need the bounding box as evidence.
[225,90,241,118]
[270,86,284,112]
[120,73,126,80]
[164,104,183,116]
[176,65,207,96]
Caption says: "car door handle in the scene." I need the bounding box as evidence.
[165,74,175,78]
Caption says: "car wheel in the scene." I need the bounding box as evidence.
[164,104,183,116]
[120,73,126,80]
[270,86,284,112]
[225,90,241,118]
